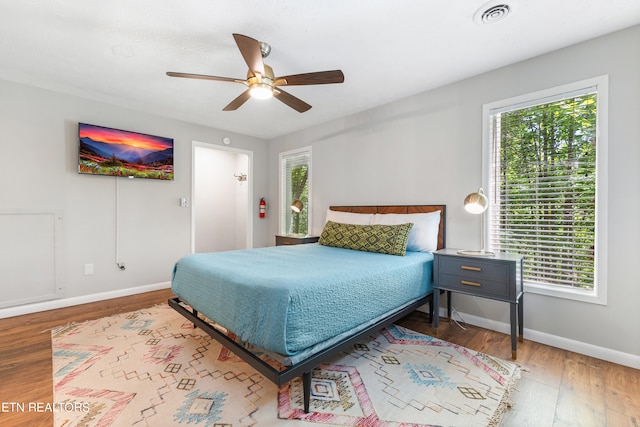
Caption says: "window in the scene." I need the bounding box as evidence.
[279,147,311,236]
[483,76,608,304]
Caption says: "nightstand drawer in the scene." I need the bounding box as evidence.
[437,272,510,298]
[438,257,509,282]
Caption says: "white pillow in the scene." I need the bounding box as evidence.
[372,211,441,252]
[325,209,374,225]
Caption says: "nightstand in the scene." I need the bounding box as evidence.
[275,235,320,246]
[433,248,524,359]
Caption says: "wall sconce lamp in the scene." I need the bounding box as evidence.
[458,188,494,257]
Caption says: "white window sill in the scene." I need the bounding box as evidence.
[524,282,606,305]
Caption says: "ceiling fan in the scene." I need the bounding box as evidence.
[166,33,345,113]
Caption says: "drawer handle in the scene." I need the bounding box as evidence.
[461,280,482,287]
[461,265,482,272]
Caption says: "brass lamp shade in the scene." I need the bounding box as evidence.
[459,188,494,257]
[291,199,303,213]
[463,188,488,214]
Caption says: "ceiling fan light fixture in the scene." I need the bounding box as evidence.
[249,83,273,99]
[167,33,344,112]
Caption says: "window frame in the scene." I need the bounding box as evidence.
[279,146,312,236]
[481,76,609,305]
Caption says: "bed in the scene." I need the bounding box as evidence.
[169,204,446,413]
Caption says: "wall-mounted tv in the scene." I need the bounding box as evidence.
[78,123,174,180]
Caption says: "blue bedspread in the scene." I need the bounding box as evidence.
[171,244,433,356]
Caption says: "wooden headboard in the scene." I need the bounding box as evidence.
[329,204,446,250]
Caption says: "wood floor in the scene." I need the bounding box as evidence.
[0,288,638,427]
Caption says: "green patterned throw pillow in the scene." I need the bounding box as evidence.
[318,221,413,256]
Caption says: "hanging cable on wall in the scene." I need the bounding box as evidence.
[115,177,126,271]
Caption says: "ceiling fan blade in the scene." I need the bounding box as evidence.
[232,33,265,76]
[275,70,344,86]
[223,89,252,111]
[274,88,312,113]
[166,71,245,84]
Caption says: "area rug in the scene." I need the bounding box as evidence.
[52,304,521,427]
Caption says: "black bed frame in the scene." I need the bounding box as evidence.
[169,204,446,413]
[168,294,432,413]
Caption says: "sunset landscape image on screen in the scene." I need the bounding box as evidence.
[78,123,174,180]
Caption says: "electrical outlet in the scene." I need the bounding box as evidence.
[84,264,94,275]
[180,197,190,207]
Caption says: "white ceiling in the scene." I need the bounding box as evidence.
[1,0,639,140]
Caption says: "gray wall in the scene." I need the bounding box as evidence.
[269,26,640,362]
[0,80,269,312]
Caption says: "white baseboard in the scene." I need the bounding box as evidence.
[0,282,171,319]
[437,307,640,370]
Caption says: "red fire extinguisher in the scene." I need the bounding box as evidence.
[259,198,266,218]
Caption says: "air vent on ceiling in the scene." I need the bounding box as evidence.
[474,3,511,24]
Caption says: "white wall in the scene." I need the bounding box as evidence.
[0,80,269,316]
[235,153,249,249]
[269,26,640,365]
[194,146,250,253]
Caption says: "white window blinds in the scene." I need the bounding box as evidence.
[487,89,598,290]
